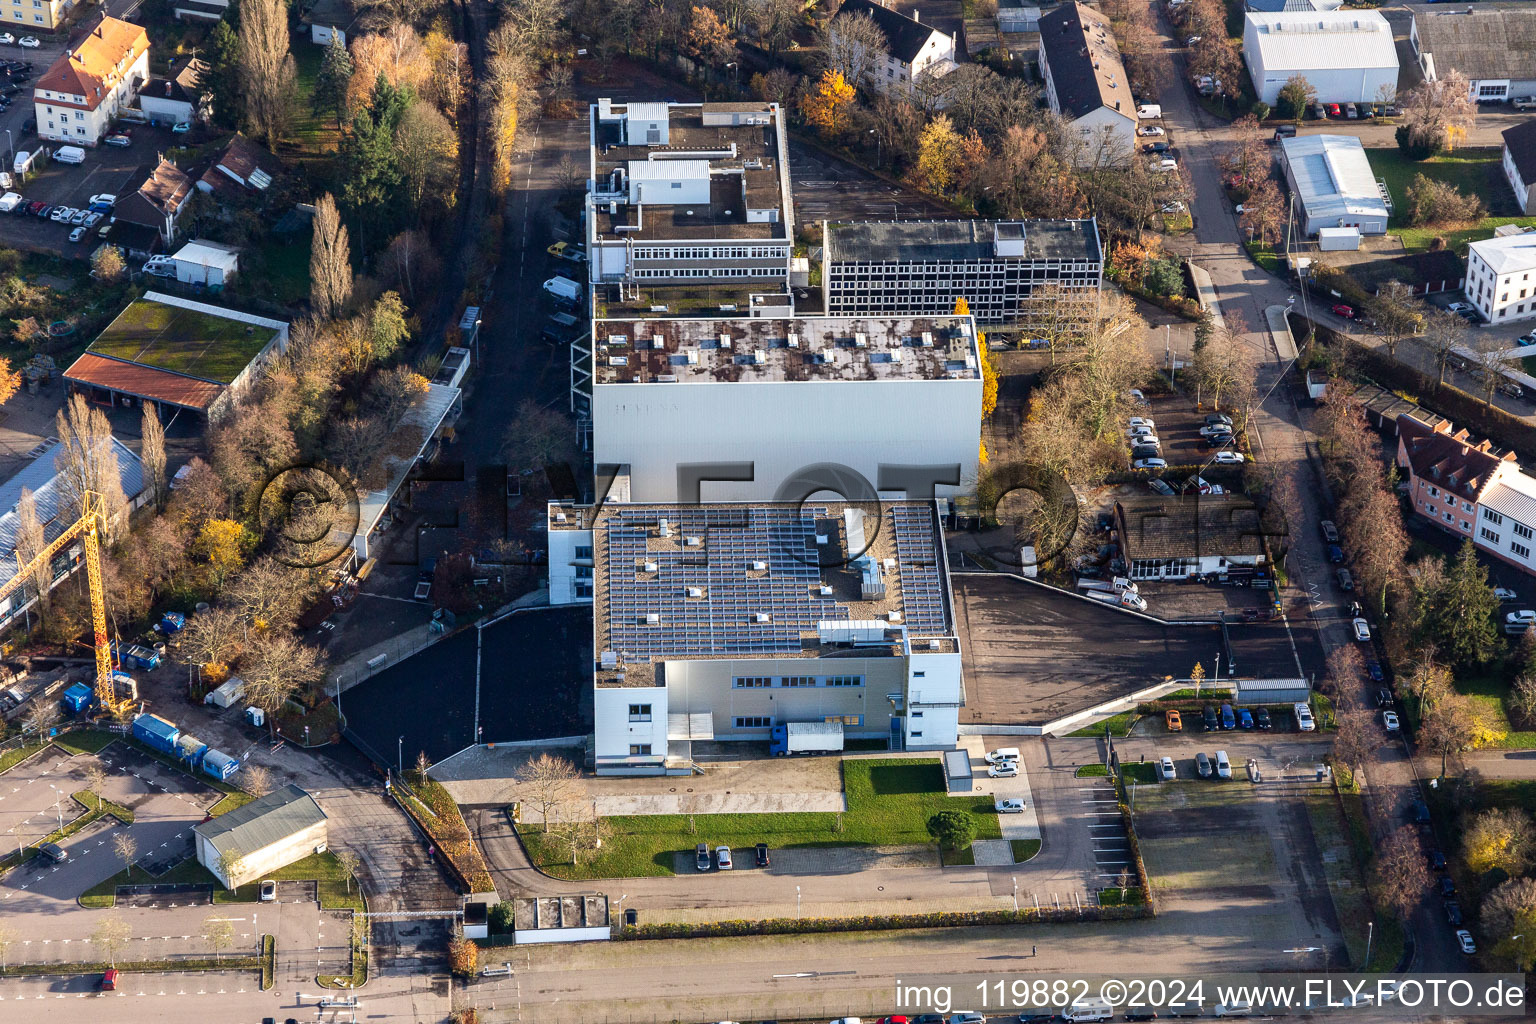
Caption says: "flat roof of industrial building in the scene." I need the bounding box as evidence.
[1244,9,1398,71]
[589,502,955,686]
[826,219,1101,263]
[590,100,790,242]
[589,315,981,384]
[79,292,283,385]
[1279,134,1390,224]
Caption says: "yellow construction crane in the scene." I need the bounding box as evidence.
[0,492,128,716]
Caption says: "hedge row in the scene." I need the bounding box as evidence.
[613,903,1152,941]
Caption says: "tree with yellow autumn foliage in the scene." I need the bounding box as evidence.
[194,519,255,589]
[802,70,855,139]
[1463,807,1536,876]
[913,114,960,196]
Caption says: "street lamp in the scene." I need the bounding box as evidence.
[796,885,802,916]
[397,735,404,774]
[869,127,882,167]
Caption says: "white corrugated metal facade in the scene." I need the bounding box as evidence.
[1243,10,1399,105]
[1279,134,1390,235]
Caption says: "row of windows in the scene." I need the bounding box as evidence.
[734,716,772,729]
[628,744,652,755]
[43,108,87,121]
[633,246,788,260]
[733,675,864,688]
[1487,509,1505,526]
[630,267,784,279]
[1516,542,1531,560]
[627,703,651,721]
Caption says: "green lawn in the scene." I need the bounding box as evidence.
[1364,147,1531,251]
[245,237,311,308]
[1454,672,1536,749]
[1068,711,1138,737]
[217,851,365,913]
[54,730,119,755]
[522,758,1003,879]
[1074,763,1110,778]
[288,43,344,178]
[80,854,222,908]
[0,742,44,774]
[89,298,279,382]
[1011,838,1042,862]
[1303,791,1404,971]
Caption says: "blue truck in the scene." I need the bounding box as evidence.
[131,713,179,755]
[201,748,240,780]
[60,682,94,715]
[768,721,845,756]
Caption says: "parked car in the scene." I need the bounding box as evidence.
[1327,103,1342,117]
[1352,617,1372,642]
[1137,126,1166,137]
[1444,900,1463,926]
[1272,124,1297,141]
[1214,750,1231,779]
[1295,703,1316,731]
[1165,709,1182,731]
[67,225,85,242]
[1383,710,1400,732]
[1196,751,1212,778]
[1456,929,1476,955]
[1148,478,1176,495]
[1129,388,1148,406]
[37,841,66,863]
[1158,756,1176,780]
[1128,417,1156,430]
[1133,458,1167,470]
[1212,451,1244,464]
[996,798,1025,813]
[259,879,277,901]
[171,121,191,133]
[1331,303,1354,319]
[1237,708,1254,730]
[1495,586,1519,601]
[99,968,118,990]
[20,115,34,133]
[1440,875,1457,898]
[1220,703,1236,730]
[69,208,87,225]
[102,133,131,147]
[1344,102,1359,119]
[1152,158,1178,172]
[1205,414,1233,428]
[1336,567,1354,591]
[1428,849,1447,871]
[1518,334,1536,348]
[1327,544,1345,563]
[1199,423,1233,437]
[715,846,732,870]
[1374,688,1394,708]
[1365,660,1384,683]
[988,761,1019,778]
[1447,301,1475,314]
[1201,705,1218,731]
[1501,381,1525,399]
[1254,707,1271,730]
[1505,609,1536,635]
[695,843,710,871]
[1143,141,1170,154]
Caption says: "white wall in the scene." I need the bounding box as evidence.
[140,95,195,126]
[1248,62,1398,106]
[592,377,982,503]
[1068,105,1138,167]
[593,685,668,771]
[1467,246,1536,324]
[197,820,328,888]
[36,47,149,146]
[1506,145,1534,215]
[547,525,594,606]
[905,648,961,749]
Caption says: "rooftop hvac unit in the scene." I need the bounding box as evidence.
[816,534,829,545]
[656,375,678,382]
[642,561,658,572]
[891,350,903,363]
[921,332,933,347]
[751,560,767,570]
[686,350,700,364]
[854,332,867,348]
[644,613,659,625]
[883,558,896,570]
[609,334,629,346]
[652,335,665,349]
[609,356,628,366]
[819,585,834,596]
[659,519,670,536]
[686,586,703,597]
[719,334,733,349]
[649,305,670,313]
[685,536,702,547]
[960,322,973,336]
[787,332,799,348]
[554,511,569,523]
[753,350,766,364]
[754,613,771,623]
[888,611,902,623]
[600,650,618,668]
[928,638,941,649]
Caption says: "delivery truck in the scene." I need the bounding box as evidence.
[1085,589,1148,612]
[205,676,245,708]
[769,721,845,756]
[542,276,582,305]
[53,146,86,165]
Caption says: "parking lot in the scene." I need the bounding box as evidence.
[1133,390,1246,468]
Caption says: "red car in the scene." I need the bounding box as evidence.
[1327,103,1342,117]
[1332,304,1354,319]
[876,1018,910,1024]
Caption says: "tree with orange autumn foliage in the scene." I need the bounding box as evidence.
[802,69,855,138]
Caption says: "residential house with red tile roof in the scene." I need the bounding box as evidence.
[33,15,149,146]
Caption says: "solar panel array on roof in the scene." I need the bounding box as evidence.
[604,506,852,659]
[890,505,947,634]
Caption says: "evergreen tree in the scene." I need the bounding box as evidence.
[1418,541,1500,668]
[341,75,410,254]
[313,34,353,130]
[205,19,242,130]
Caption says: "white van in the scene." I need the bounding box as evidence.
[53,146,86,165]
[1137,104,1162,120]
[0,191,21,213]
[985,747,1020,765]
[1065,998,1115,1023]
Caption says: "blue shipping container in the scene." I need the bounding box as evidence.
[132,713,179,754]
[174,733,208,767]
[201,748,239,780]
[60,682,93,714]
[159,612,185,634]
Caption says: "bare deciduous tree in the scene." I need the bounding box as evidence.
[203,913,236,962]
[1371,826,1430,920]
[114,832,138,879]
[242,764,273,799]
[90,912,132,967]
[225,557,308,631]
[517,752,580,826]
[309,193,353,319]
[335,847,361,894]
[243,632,327,737]
[80,762,108,802]
[55,394,128,541]
[180,605,245,671]
[14,486,50,618]
[818,9,886,88]
[217,846,246,890]
[238,0,298,145]
[1400,69,1476,152]
[24,700,59,737]
[1423,310,1468,384]
[0,923,15,969]
[141,406,167,511]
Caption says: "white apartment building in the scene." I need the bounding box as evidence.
[829,0,955,98]
[548,500,964,774]
[1038,2,1137,167]
[34,16,150,146]
[571,314,983,503]
[821,219,1103,325]
[1466,232,1536,325]
[1242,10,1398,107]
[585,99,794,299]
[1504,121,1536,217]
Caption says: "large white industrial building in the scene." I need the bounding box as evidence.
[548,500,964,774]
[1466,232,1536,326]
[1278,134,1390,236]
[193,785,328,889]
[1242,10,1398,107]
[571,314,983,504]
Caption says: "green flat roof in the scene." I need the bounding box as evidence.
[88,298,280,384]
